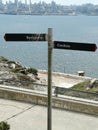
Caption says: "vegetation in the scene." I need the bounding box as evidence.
[11,66,38,75]
[0,56,9,62]
[72,81,98,92]
[72,81,89,91]
[11,68,22,73]
[16,73,32,81]
[0,121,10,130]
[26,68,38,75]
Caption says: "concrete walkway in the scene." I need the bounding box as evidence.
[0,98,98,130]
[38,70,91,88]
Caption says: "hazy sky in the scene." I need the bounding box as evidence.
[2,0,98,5]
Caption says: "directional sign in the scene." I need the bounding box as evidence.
[4,33,47,41]
[54,41,97,52]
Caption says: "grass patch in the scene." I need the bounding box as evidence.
[72,82,87,90]
[72,81,98,93]
[72,81,89,91]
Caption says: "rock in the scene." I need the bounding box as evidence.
[89,78,98,88]
[10,63,16,69]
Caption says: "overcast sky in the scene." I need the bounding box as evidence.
[2,0,98,5]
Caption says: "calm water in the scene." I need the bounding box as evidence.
[0,14,98,77]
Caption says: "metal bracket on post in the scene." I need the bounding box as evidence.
[47,28,53,130]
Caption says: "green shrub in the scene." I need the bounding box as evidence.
[27,68,38,75]
[0,56,8,62]
[0,121,10,130]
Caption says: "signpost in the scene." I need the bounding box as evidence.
[4,29,97,130]
[54,41,97,52]
[4,33,47,41]
[48,28,53,130]
[4,29,53,130]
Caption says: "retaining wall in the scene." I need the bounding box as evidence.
[55,87,98,100]
[0,85,98,116]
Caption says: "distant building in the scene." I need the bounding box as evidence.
[0,0,2,4]
[14,0,18,5]
[29,0,31,5]
[29,0,31,13]
[14,0,18,13]
[25,0,27,5]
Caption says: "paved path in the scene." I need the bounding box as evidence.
[38,70,91,88]
[0,98,98,130]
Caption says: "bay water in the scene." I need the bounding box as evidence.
[0,14,98,77]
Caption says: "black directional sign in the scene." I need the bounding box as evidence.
[4,33,47,41]
[54,41,97,52]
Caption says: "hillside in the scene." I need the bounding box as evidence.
[0,56,39,87]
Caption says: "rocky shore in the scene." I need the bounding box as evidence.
[0,56,39,88]
[0,56,87,87]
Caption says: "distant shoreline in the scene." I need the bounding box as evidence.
[0,13,98,16]
[0,2,98,16]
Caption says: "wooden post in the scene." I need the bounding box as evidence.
[47,28,53,130]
